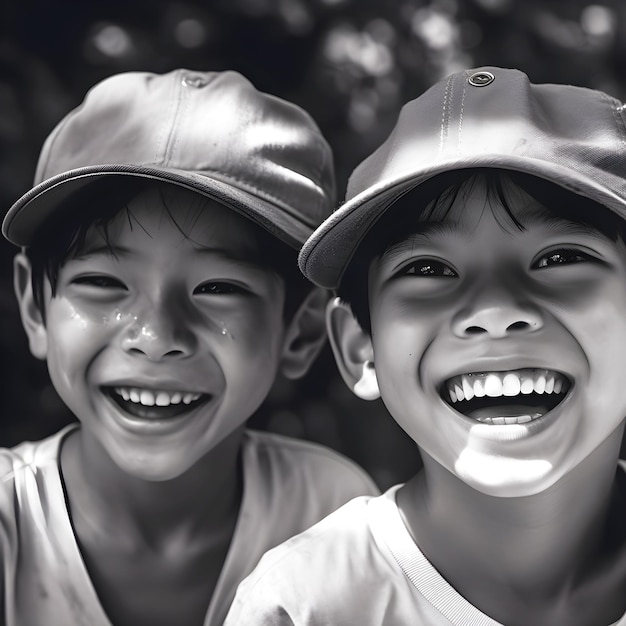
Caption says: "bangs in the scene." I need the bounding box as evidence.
[338,168,626,334]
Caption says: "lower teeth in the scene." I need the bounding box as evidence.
[474,413,542,425]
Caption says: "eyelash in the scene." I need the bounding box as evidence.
[72,275,127,289]
[400,259,457,278]
[532,248,595,269]
[396,247,597,279]
[193,282,248,296]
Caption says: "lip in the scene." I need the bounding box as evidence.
[437,366,574,427]
[100,386,215,436]
[438,352,575,381]
[102,376,209,393]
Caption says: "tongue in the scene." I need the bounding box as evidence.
[467,403,549,420]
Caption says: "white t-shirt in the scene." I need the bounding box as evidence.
[0,424,379,626]
[226,463,626,626]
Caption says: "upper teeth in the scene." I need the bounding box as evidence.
[113,387,202,407]
[445,369,567,404]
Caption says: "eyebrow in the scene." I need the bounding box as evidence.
[72,243,263,269]
[512,206,613,240]
[71,245,135,260]
[379,222,466,265]
[191,247,264,270]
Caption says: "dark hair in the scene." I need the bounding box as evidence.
[26,179,313,322]
[338,168,626,333]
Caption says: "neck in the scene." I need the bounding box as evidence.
[61,426,244,544]
[399,427,626,623]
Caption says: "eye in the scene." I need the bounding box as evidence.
[72,275,127,289]
[400,259,457,278]
[193,281,248,296]
[532,248,595,269]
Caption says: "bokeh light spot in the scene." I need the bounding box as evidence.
[174,18,208,48]
[91,23,132,58]
[580,4,615,38]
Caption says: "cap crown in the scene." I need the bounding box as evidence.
[299,67,626,289]
[4,69,336,248]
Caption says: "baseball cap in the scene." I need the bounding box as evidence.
[299,66,626,289]
[3,69,336,249]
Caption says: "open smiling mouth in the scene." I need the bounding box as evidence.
[441,368,571,425]
[103,387,212,420]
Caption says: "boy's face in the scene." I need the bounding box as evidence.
[20,187,294,481]
[366,180,626,497]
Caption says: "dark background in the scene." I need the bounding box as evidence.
[1,0,625,488]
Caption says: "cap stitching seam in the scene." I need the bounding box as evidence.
[154,72,183,165]
[457,79,468,156]
[440,76,454,153]
[167,77,189,167]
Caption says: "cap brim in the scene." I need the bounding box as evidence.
[299,155,626,290]
[3,164,312,249]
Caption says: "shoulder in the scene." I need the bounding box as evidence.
[0,425,75,471]
[256,495,373,565]
[0,425,75,513]
[243,429,379,497]
[226,496,375,623]
[0,425,78,623]
[0,427,73,562]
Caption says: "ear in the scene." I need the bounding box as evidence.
[326,297,380,401]
[279,287,329,380]
[13,252,48,360]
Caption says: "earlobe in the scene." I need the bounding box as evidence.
[279,287,329,380]
[353,361,380,401]
[13,253,48,360]
[326,297,380,401]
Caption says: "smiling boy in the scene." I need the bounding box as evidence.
[0,69,378,626]
[225,67,626,625]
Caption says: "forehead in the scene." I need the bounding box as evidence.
[81,185,264,257]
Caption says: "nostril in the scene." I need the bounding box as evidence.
[507,321,529,332]
[465,326,487,335]
[126,347,187,360]
[164,349,185,357]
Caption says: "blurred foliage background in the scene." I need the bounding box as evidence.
[1,0,625,488]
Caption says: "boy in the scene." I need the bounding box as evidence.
[0,69,378,626]
[225,67,626,625]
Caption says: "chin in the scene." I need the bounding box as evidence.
[454,449,557,498]
[113,454,197,482]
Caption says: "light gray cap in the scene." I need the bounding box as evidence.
[299,66,626,289]
[3,69,336,249]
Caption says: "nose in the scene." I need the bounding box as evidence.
[451,288,543,339]
[120,303,197,361]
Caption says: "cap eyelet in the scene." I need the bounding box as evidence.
[468,71,495,87]
[181,74,209,88]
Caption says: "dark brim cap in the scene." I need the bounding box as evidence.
[299,66,626,289]
[3,69,336,249]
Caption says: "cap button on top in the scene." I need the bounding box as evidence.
[468,70,495,87]
[181,74,209,88]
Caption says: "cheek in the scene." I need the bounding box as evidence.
[583,311,626,406]
[554,289,626,429]
[372,308,433,407]
[217,308,285,375]
[564,286,626,371]
[45,299,114,384]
